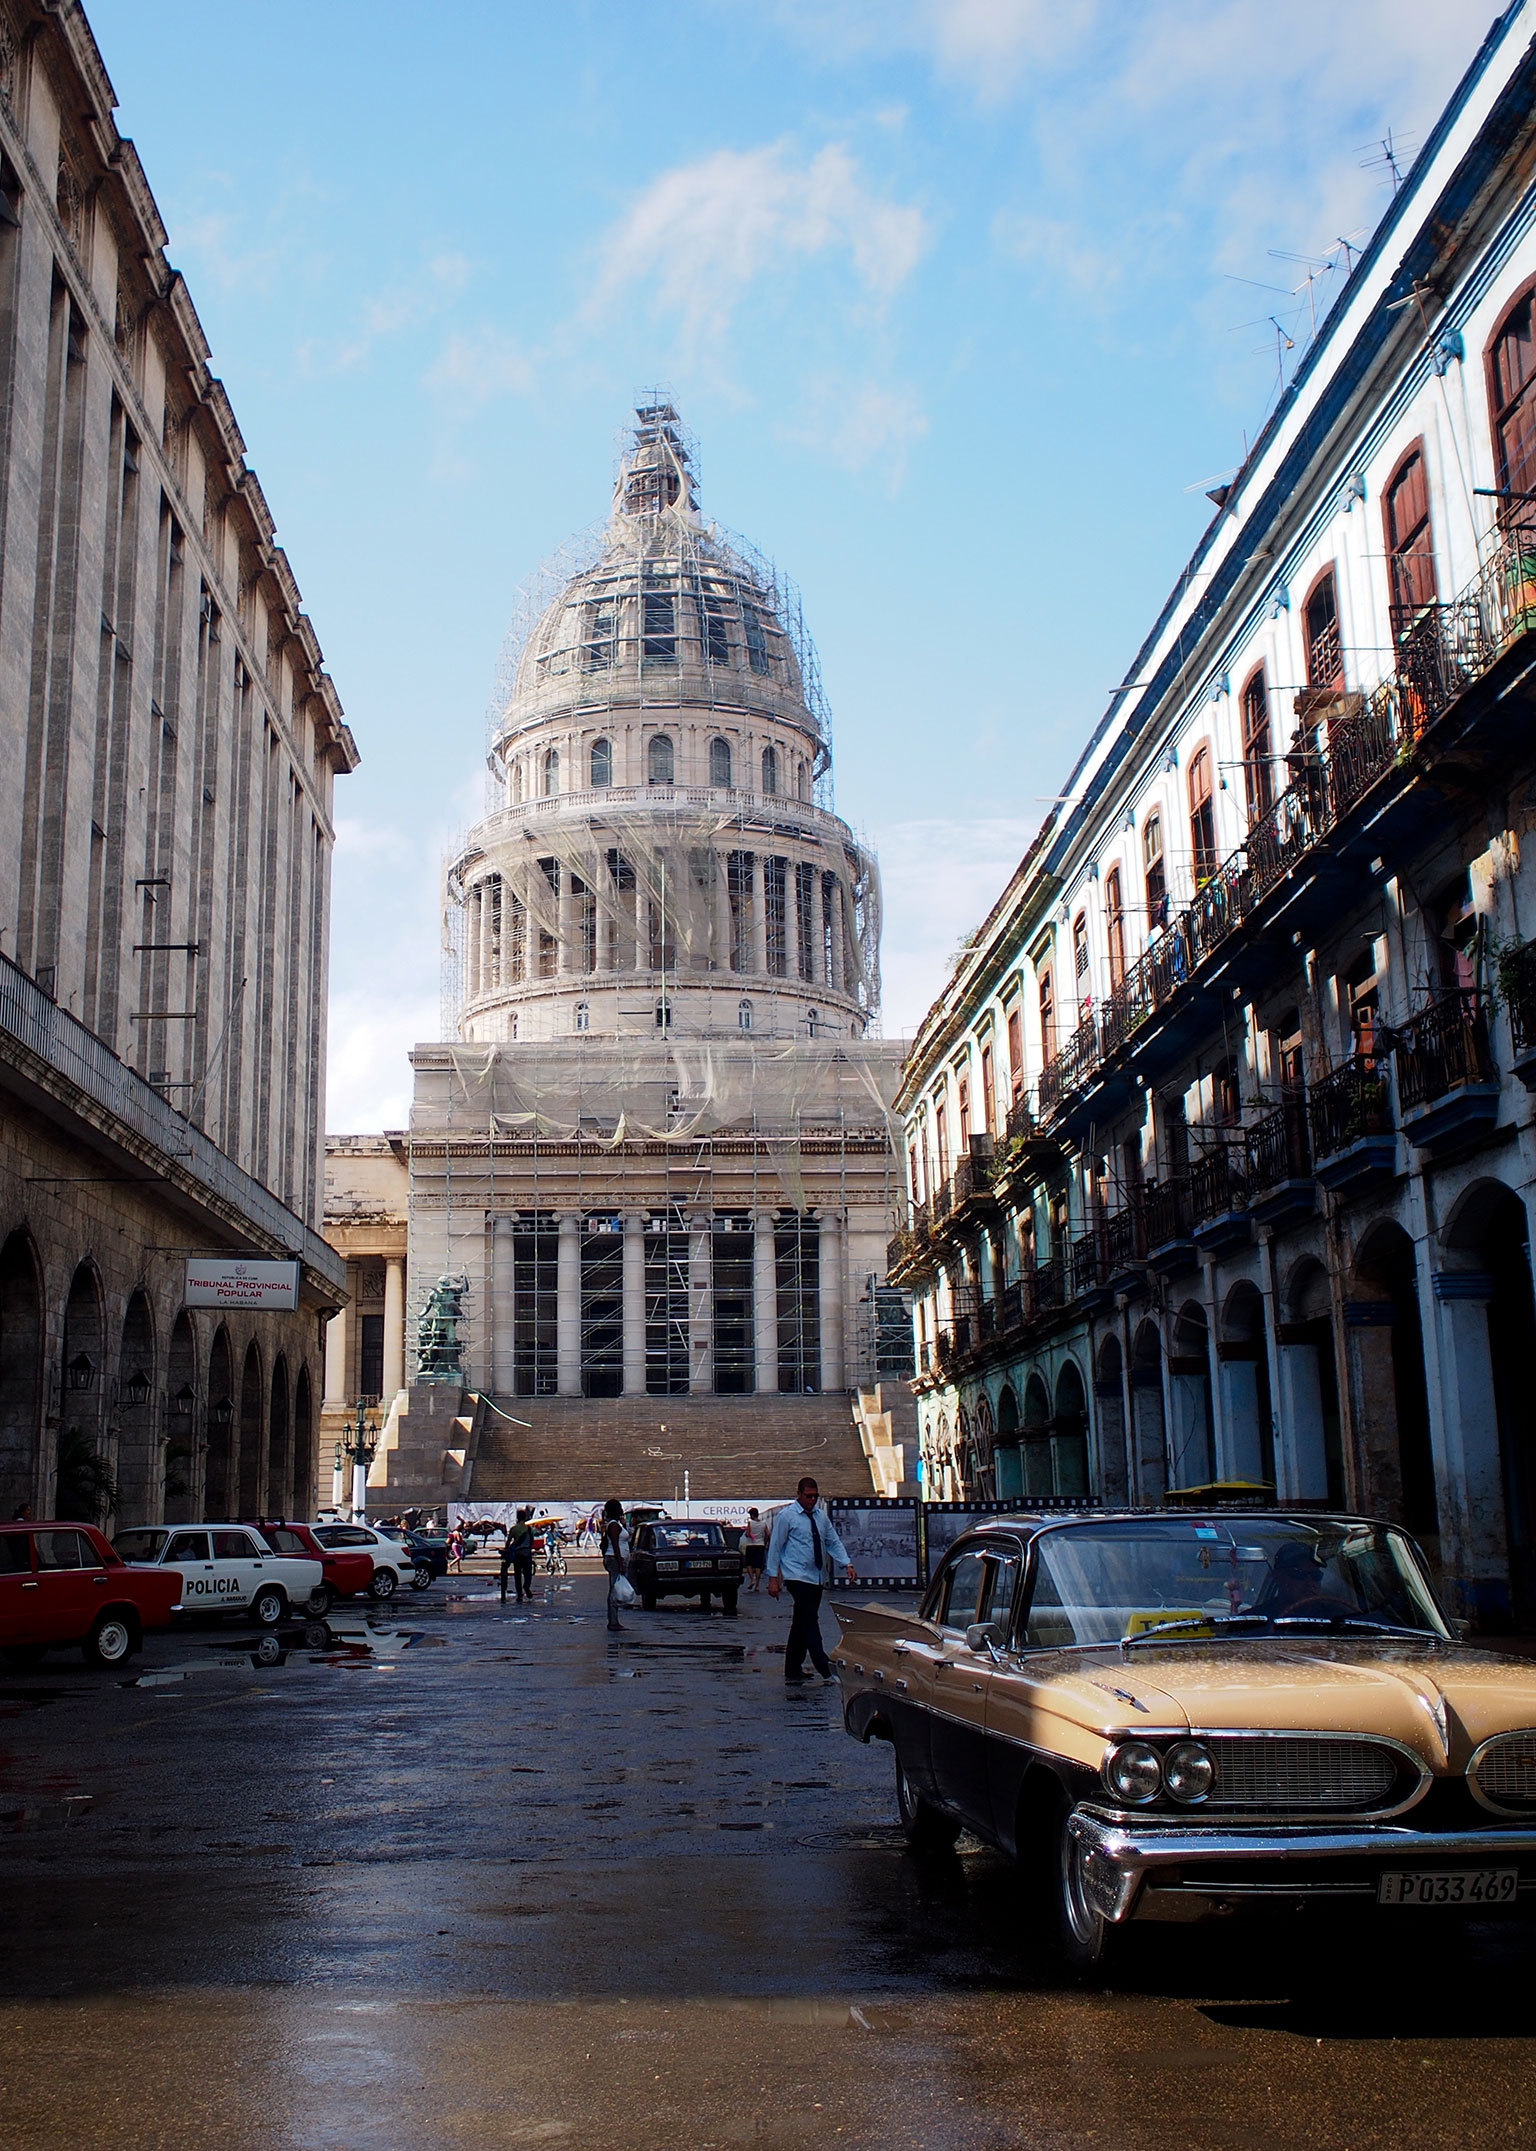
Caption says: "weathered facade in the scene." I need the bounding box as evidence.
[893,3,1536,1626]
[0,1,355,1527]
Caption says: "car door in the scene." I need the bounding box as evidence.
[209,1529,265,1610]
[162,1530,213,1608]
[931,1543,1022,1832]
[31,1529,102,1641]
[0,1530,38,1642]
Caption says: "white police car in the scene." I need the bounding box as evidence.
[111,1523,326,1625]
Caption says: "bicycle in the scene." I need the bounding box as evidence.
[540,1537,568,1578]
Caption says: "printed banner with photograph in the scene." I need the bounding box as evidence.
[826,1499,921,1586]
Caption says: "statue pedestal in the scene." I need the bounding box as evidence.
[362,1379,470,1516]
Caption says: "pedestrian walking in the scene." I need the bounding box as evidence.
[601,1496,627,1632]
[500,1507,536,1603]
[765,1478,856,1683]
[741,1507,768,1592]
[447,1526,466,1574]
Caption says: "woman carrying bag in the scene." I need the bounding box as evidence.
[601,1497,630,1632]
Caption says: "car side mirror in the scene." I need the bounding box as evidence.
[1450,1616,1471,1640]
[965,1621,1004,1659]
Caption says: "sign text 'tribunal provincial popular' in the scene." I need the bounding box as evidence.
[184,1259,300,1311]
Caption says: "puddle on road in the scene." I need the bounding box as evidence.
[2,1794,92,1831]
[127,1621,433,1686]
[0,1687,69,1714]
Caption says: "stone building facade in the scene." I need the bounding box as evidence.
[0,1,354,1527]
[892,7,1536,1626]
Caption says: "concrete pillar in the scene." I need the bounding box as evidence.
[622,1213,647,1396]
[787,855,802,987]
[818,1213,844,1391]
[467,885,481,997]
[1431,1274,1509,1622]
[751,854,768,978]
[382,1257,405,1399]
[754,1208,778,1395]
[491,1216,515,1395]
[557,1213,581,1397]
[323,1305,347,1407]
[1274,1341,1329,1499]
[829,882,845,995]
[689,1214,713,1394]
[713,848,732,975]
[557,864,576,975]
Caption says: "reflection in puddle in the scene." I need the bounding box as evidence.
[2,1794,91,1831]
[127,1621,431,1685]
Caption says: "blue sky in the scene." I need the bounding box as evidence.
[87,0,1482,1128]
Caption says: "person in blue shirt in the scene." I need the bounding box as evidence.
[766,1476,857,1683]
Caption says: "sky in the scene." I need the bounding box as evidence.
[85,0,1489,1130]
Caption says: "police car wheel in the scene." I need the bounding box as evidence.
[84,1614,136,1667]
[367,1568,398,1601]
[252,1586,286,1627]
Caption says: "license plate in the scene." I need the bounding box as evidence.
[1378,1868,1518,1906]
[684,1560,715,1571]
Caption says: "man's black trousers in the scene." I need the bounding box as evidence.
[784,1579,829,1677]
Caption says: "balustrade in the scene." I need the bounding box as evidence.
[1308,1054,1392,1159]
[1394,989,1495,1111]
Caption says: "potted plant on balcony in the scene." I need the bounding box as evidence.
[1500,532,1536,637]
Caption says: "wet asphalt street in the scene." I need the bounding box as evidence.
[4,1566,1536,2148]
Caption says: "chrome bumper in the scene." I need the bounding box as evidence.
[1067,1807,1536,1924]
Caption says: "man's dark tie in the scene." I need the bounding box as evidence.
[808,1511,822,1572]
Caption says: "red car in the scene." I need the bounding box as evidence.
[254,1521,373,1609]
[0,1520,183,1668]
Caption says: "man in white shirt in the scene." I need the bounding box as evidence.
[766,1476,856,1683]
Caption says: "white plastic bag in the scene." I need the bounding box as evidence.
[613,1573,638,1607]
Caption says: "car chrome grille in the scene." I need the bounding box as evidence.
[1471,1733,1536,1811]
[1204,1736,1402,1810]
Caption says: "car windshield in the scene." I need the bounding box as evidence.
[1022,1517,1447,1648]
[114,1529,167,1562]
[650,1523,725,1551]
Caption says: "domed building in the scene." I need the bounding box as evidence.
[327,406,914,1514]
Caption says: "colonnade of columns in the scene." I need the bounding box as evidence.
[487,1209,845,1398]
[322,1255,407,1407]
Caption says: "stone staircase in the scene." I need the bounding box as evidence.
[462,1392,875,1504]
[851,1382,918,1496]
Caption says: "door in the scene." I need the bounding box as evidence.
[932,1545,1022,1831]
[0,1531,38,1643]
[209,1528,266,1609]
[31,1529,104,1642]
[163,1529,215,1609]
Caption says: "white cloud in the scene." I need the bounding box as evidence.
[787,378,929,480]
[425,326,535,413]
[590,141,927,356]
[875,814,1041,1037]
[326,986,438,1133]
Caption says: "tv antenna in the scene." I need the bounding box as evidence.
[1360,128,1414,196]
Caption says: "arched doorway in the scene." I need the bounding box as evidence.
[1218,1280,1275,1491]
[1022,1373,1052,1497]
[114,1290,158,1526]
[1440,1181,1536,1626]
[1168,1302,1214,1489]
[204,1327,235,1518]
[0,1231,43,1516]
[1095,1336,1128,1504]
[1130,1319,1167,1504]
[292,1365,315,1518]
[972,1391,996,1501]
[164,1312,198,1524]
[1351,1223,1437,1548]
[995,1383,1022,1500]
[1278,1258,1345,1505]
[266,1355,291,1517]
[57,1263,109,1522]
[237,1343,265,1516]
[1053,1361,1090,1497]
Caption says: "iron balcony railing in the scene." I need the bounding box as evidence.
[1393,989,1495,1112]
[1503,940,1536,1057]
[1070,1229,1107,1297]
[1024,1259,1065,1318]
[1246,1099,1312,1190]
[1142,1178,1189,1250]
[0,951,343,1290]
[1308,1053,1392,1160]
[1104,1204,1145,1273]
[1031,525,1536,1125]
[1189,1143,1248,1226]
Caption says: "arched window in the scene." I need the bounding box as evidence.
[957,1072,970,1146]
[589,738,612,788]
[648,734,674,785]
[1188,744,1216,884]
[1071,911,1090,1008]
[1006,1003,1023,1101]
[1383,442,1437,628]
[1038,965,1056,1062]
[655,998,672,1030]
[805,1009,818,1038]
[1240,667,1272,821]
[798,760,810,801]
[737,996,752,1031]
[1105,867,1126,990]
[761,744,779,794]
[574,1000,590,1032]
[1303,567,1343,691]
[543,747,560,796]
[1143,811,1166,929]
[510,760,524,805]
[709,737,732,787]
[1487,284,1536,515]
[979,1038,995,1133]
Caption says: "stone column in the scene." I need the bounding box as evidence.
[382,1257,406,1399]
[467,884,482,997]
[622,1213,647,1396]
[787,855,802,987]
[818,1213,844,1391]
[751,855,768,977]
[754,1208,778,1394]
[491,1216,515,1395]
[713,848,732,976]
[689,1213,714,1393]
[557,864,577,975]
[1431,1272,1509,1622]
[323,1304,347,1407]
[829,881,845,995]
[556,1213,582,1397]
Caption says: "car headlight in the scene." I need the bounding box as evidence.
[1104,1740,1163,1804]
[1163,1740,1214,1804]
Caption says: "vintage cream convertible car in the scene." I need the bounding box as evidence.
[833,1511,1536,1970]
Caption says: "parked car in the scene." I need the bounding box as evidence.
[0,1520,183,1666]
[251,1522,374,1611]
[111,1523,326,1626]
[835,1508,1536,1973]
[308,1521,416,1600]
[627,1519,742,1613]
[375,1524,449,1587]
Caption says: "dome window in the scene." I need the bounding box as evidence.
[737,997,752,1031]
[642,588,676,663]
[510,761,524,805]
[590,738,612,788]
[761,744,779,795]
[583,600,615,672]
[744,607,770,676]
[648,734,674,785]
[543,747,560,796]
[698,590,730,666]
[710,737,732,788]
[575,1000,590,1032]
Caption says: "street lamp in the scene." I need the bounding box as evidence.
[123,1367,152,1410]
[209,1394,233,1428]
[331,1440,345,1512]
[173,1383,197,1418]
[343,1396,380,1522]
[67,1352,95,1392]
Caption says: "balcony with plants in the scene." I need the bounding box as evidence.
[1391,987,1498,1151]
[1307,1053,1396,1194]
